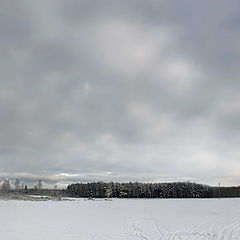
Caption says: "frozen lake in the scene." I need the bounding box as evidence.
[0,198,240,239]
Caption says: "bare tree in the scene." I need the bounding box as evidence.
[37,180,43,190]
[15,179,21,190]
[105,187,112,198]
[2,178,11,191]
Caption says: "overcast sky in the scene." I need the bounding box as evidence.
[1,0,240,187]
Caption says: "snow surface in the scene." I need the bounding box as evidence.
[0,198,240,239]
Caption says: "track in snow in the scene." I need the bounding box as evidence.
[126,216,240,240]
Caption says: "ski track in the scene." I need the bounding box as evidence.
[210,217,240,240]
[127,216,240,240]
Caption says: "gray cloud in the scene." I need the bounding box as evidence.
[0,0,240,187]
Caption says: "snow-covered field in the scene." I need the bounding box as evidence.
[0,198,240,240]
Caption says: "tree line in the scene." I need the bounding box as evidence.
[0,179,44,191]
[0,178,67,198]
[2,179,240,198]
[66,182,240,198]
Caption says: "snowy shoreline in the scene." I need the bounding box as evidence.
[0,194,72,201]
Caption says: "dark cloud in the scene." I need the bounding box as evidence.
[0,0,240,187]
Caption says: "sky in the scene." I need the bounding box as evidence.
[1,0,240,188]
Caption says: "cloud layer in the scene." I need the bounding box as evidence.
[1,0,240,187]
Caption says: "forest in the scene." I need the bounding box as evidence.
[66,182,240,198]
[1,180,240,199]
